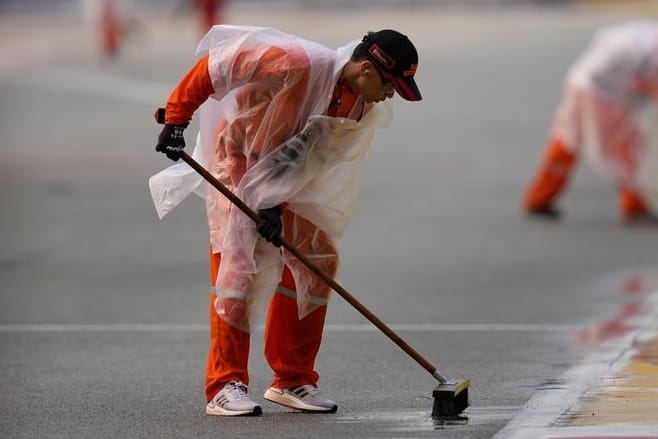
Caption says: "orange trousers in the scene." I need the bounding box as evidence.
[523,138,649,218]
[205,251,327,402]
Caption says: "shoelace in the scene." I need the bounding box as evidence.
[225,381,249,401]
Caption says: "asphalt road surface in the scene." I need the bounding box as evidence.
[1,3,657,438]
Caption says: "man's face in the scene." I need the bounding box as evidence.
[357,61,395,104]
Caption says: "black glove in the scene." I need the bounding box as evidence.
[156,124,187,161]
[257,205,283,247]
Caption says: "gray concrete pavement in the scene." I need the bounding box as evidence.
[1,4,657,438]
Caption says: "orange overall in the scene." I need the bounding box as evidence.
[163,52,361,402]
[523,82,654,219]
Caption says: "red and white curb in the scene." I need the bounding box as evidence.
[494,292,658,439]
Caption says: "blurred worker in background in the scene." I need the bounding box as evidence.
[83,0,225,58]
[149,26,422,416]
[523,21,658,225]
[192,0,227,34]
[81,0,135,58]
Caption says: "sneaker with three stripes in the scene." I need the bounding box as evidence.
[263,384,337,413]
[206,381,262,416]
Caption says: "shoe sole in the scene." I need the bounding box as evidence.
[205,405,262,417]
[263,388,337,413]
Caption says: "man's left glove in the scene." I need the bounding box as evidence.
[156,124,187,161]
[257,205,283,247]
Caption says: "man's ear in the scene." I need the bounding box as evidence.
[361,60,374,76]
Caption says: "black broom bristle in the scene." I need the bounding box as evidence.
[431,380,470,419]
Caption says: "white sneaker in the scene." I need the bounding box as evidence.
[263,384,337,413]
[206,381,262,416]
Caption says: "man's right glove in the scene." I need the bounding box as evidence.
[156,124,187,161]
[257,205,283,247]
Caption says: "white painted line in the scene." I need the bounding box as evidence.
[2,65,173,107]
[324,323,582,332]
[0,322,581,333]
[0,324,207,332]
[492,291,658,439]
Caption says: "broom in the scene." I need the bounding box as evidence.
[177,150,470,418]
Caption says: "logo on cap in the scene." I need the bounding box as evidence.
[368,44,395,70]
[403,64,418,77]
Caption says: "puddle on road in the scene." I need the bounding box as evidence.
[330,406,520,432]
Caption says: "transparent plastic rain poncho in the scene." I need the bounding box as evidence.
[550,21,658,204]
[149,26,392,331]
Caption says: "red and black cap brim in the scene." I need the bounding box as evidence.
[386,71,422,101]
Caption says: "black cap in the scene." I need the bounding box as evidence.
[363,30,421,101]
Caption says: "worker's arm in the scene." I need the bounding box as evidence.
[165,54,215,125]
[156,45,308,162]
[155,54,215,161]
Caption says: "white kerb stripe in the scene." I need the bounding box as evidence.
[492,291,658,439]
[0,323,581,333]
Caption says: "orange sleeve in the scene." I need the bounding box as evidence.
[165,54,215,125]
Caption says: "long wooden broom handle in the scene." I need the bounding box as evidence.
[179,151,444,381]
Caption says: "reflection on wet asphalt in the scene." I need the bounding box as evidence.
[331,406,521,433]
